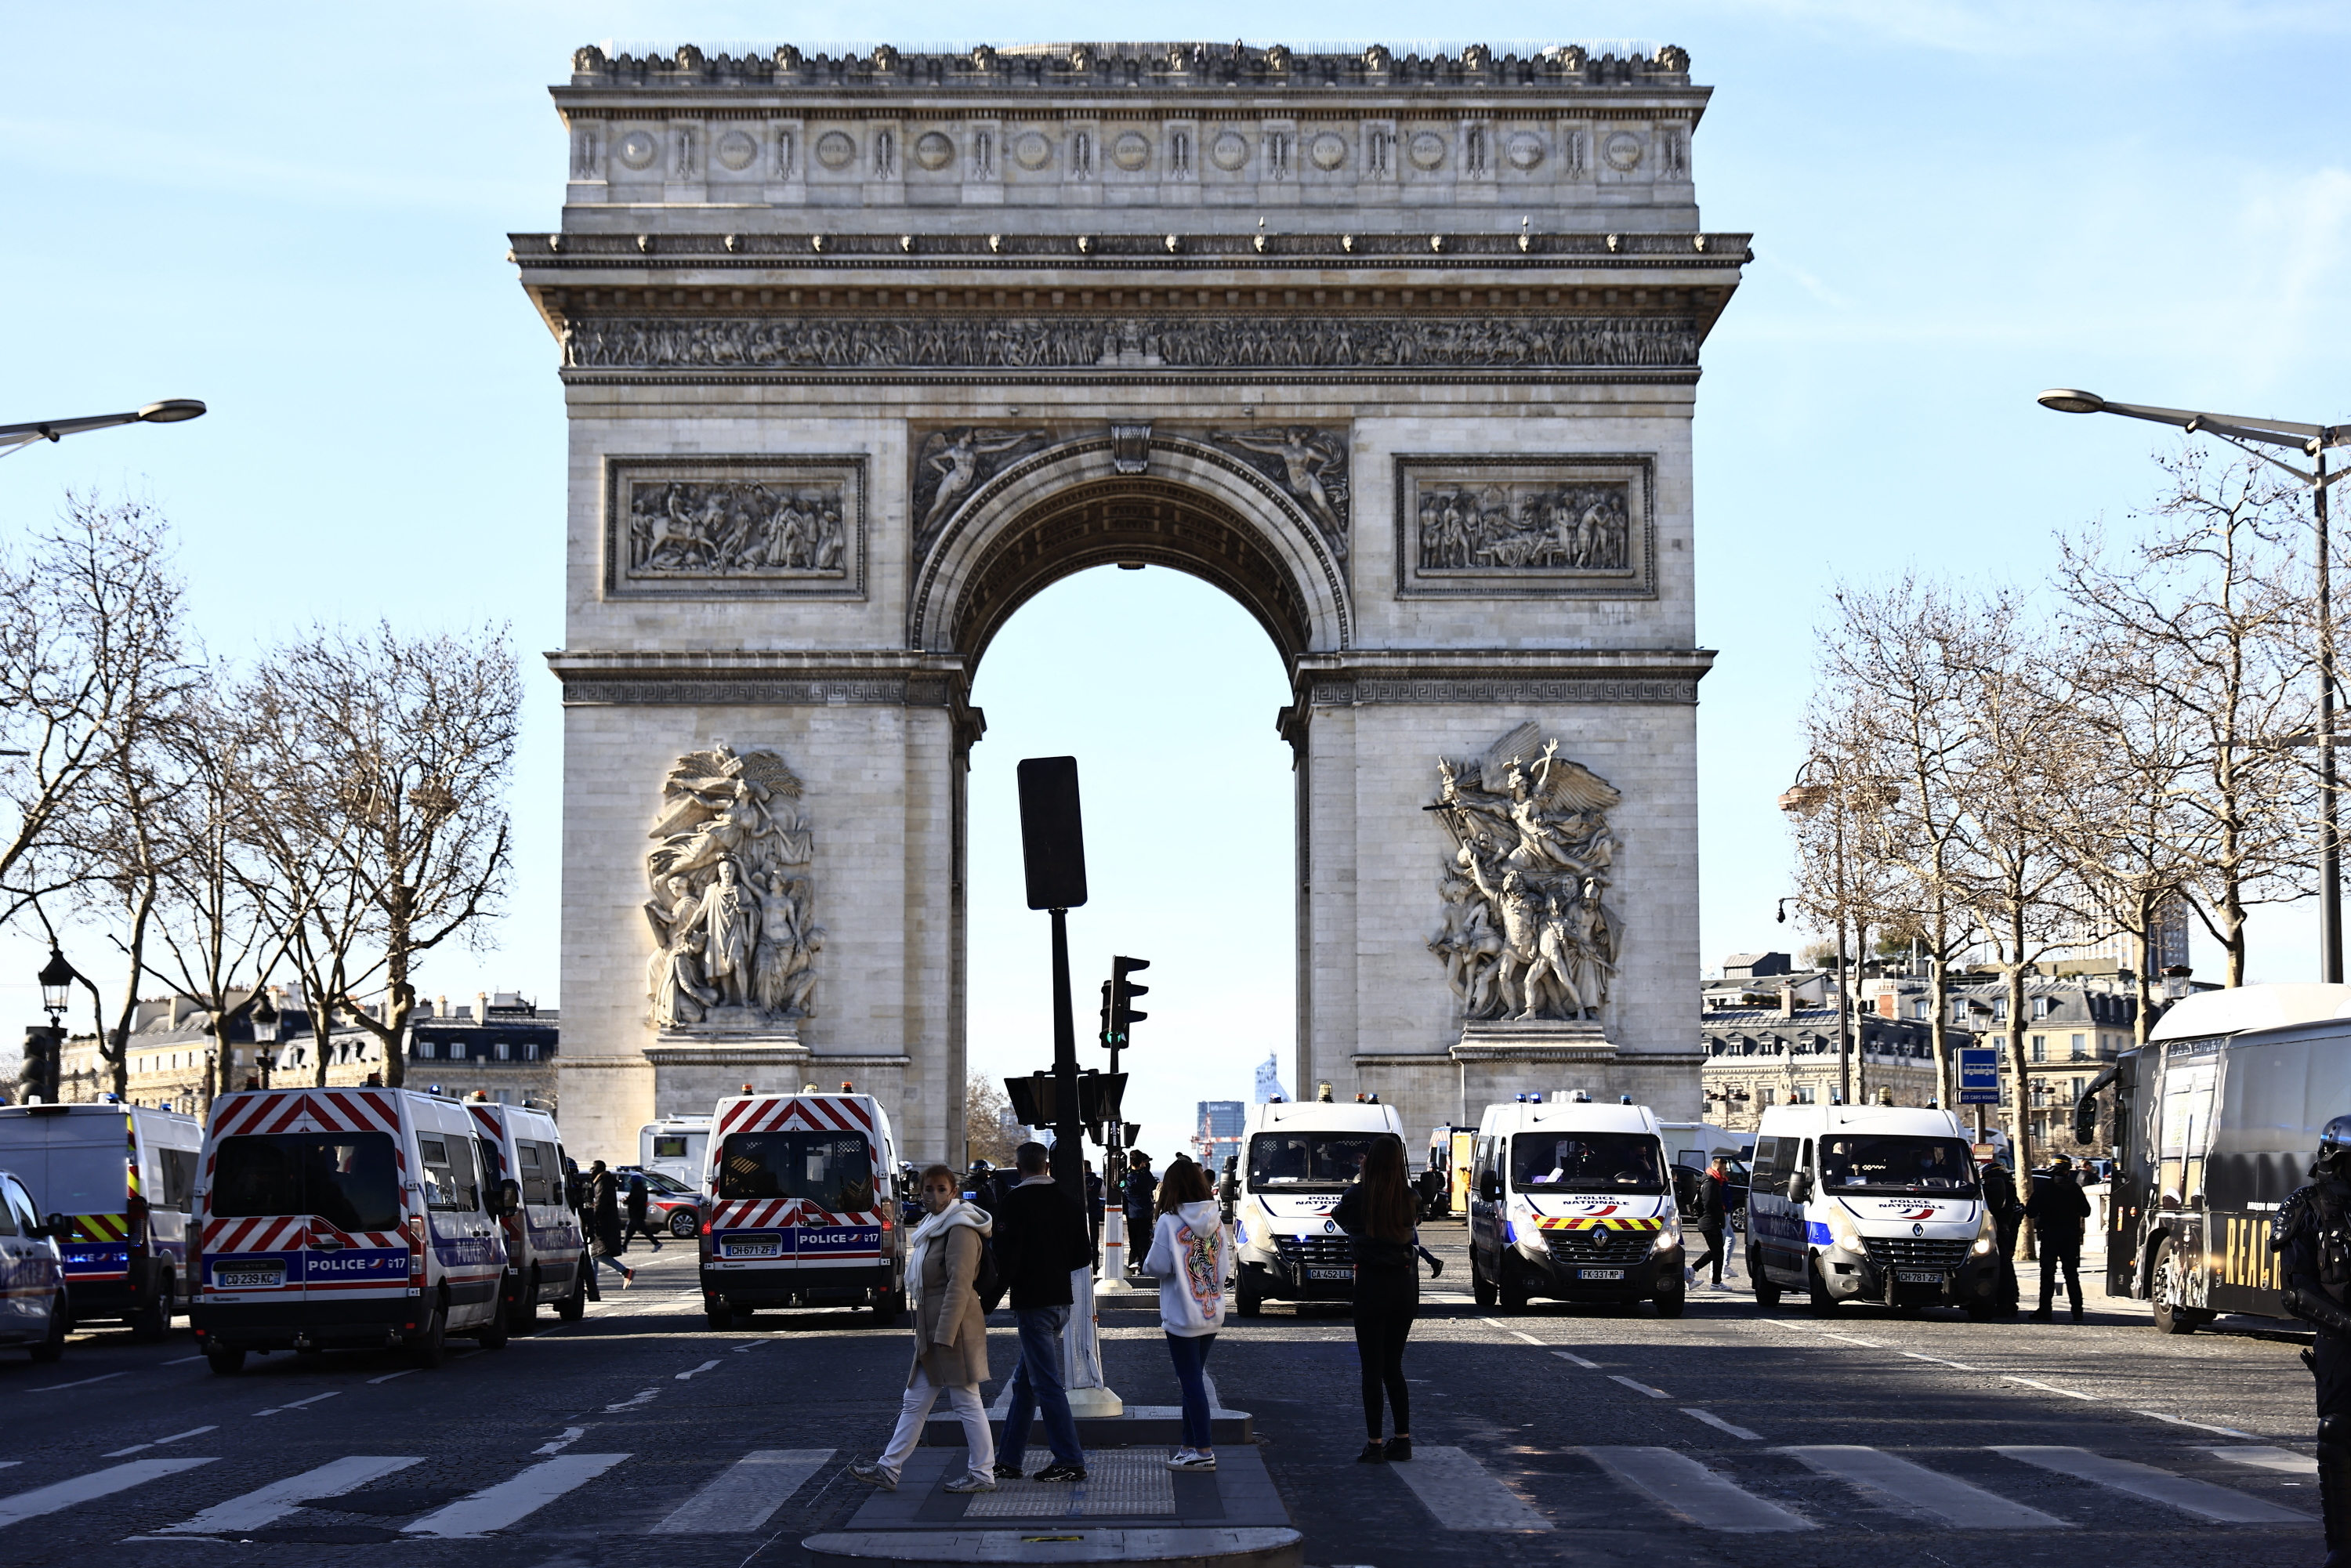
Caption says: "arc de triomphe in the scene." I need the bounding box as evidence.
[513,41,1746,1163]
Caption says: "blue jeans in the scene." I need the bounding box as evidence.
[1165,1331,1216,1451]
[1000,1306,1085,1468]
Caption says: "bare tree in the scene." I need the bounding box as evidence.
[965,1074,1019,1168]
[1782,702,1902,1108]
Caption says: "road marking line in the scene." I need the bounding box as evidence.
[2002,1375,2097,1402]
[367,1369,419,1385]
[534,1428,588,1456]
[161,1356,205,1366]
[1901,1351,1983,1371]
[1387,1445,1552,1531]
[1551,1350,1600,1370]
[676,1359,720,1381]
[1581,1447,1811,1532]
[2205,1446,2318,1476]
[29,1371,129,1392]
[1506,1330,1546,1345]
[0,1459,217,1529]
[1780,1446,2069,1529]
[1681,1408,1763,1441]
[730,1340,773,1353]
[161,1456,422,1534]
[403,1453,630,1538]
[104,1425,218,1458]
[1610,1374,1671,1400]
[254,1391,342,1417]
[1815,1331,1882,1348]
[2132,1409,2255,1439]
[605,1389,661,1412]
[1992,1446,2311,1523]
[651,1448,835,1534]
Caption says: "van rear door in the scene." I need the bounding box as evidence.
[205,1092,411,1305]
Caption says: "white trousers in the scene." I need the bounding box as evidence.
[878,1367,994,1483]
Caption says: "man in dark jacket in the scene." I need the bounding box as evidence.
[1121,1151,1156,1273]
[1981,1156,2023,1314]
[586,1160,634,1289]
[2280,1115,2351,1567]
[2027,1154,2092,1323]
[1688,1154,1731,1289]
[623,1174,663,1253]
[1083,1161,1106,1272]
[991,1142,1092,1483]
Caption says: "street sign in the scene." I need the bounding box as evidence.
[1958,1047,2000,1106]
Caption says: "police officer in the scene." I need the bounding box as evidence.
[2027,1154,2091,1323]
[1980,1153,2024,1316]
[2280,1114,2351,1566]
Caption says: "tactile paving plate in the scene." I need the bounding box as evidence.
[960,1451,1176,1518]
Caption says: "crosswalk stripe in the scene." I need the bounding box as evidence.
[403,1454,630,1538]
[2205,1447,2318,1477]
[162,1457,422,1534]
[1781,1446,2069,1530]
[1388,1446,1552,1531]
[1582,1447,1813,1532]
[650,1449,835,1534]
[0,1460,216,1529]
[1992,1446,2312,1524]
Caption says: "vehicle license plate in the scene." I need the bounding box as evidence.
[726,1238,780,1258]
[1896,1269,1942,1284]
[1307,1268,1350,1280]
[219,1266,284,1289]
[1578,1268,1625,1280]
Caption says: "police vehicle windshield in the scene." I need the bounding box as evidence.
[717,1132,876,1212]
[1511,1133,1668,1193]
[212,1132,404,1232]
[1817,1134,1979,1196]
[1248,1132,1401,1193]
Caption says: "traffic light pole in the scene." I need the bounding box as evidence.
[1048,907,1084,1205]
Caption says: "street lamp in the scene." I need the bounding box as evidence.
[0,399,207,460]
[28,947,77,1104]
[250,988,281,1090]
[2038,388,2351,981]
[36,947,77,1023]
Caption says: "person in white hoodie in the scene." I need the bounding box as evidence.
[849,1164,997,1494]
[1141,1157,1231,1472]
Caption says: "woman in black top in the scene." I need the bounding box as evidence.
[1333,1139,1432,1462]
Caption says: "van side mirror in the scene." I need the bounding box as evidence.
[2071,1097,2098,1145]
[1480,1172,1502,1202]
[497,1179,521,1216]
[43,1212,65,1240]
[1788,1172,1813,1204]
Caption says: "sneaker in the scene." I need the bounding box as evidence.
[1034,1462,1087,1483]
[1383,1436,1413,1462]
[944,1475,998,1494]
[622,1267,636,1287]
[848,1461,898,1492]
[992,1462,1026,1481]
[1167,1450,1217,1472]
[1683,1266,1697,1287]
[1355,1441,1387,1464]
[652,1240,663,1252]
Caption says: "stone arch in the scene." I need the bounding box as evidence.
[908,436,1351,668]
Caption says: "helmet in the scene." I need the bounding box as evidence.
[2320,1115,2351,1170]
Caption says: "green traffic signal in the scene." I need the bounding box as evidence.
[1110,954,1150,1046]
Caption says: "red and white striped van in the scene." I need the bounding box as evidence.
[190,1086,511,1374]
[464,1097,587,1331]
[699,1091,902,1329]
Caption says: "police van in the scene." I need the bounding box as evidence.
[699,1090,902,1328]
[1232,1097,1407,1315]
[464,1097,587,1331]
[1468,1095,1685,1316]
[641,1113,712,1192]
[190,1085,513,1372]
[0,1100,200,1338]
[1745,1103,1998,1316]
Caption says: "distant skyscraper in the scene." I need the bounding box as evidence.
[1254,1053,1288,1103]
[1194,1100,1245,1168]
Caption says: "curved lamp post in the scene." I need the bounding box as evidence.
[2038,388,2350,982]
[0,399,206,460]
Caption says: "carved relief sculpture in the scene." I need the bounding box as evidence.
[645,739,824,1030]
[1395,455,1654,599]
[1426,722,1622,1023]
[605,456,864,599]
[1416,480,1628,570]
[1212,425,1350,556]
[911,427,1047,556]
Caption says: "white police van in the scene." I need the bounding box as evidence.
[465,1097,587,1331]
[699,1090,902,1328]
[1232,1097,1407,1315]
[191,1085,512,1372]
[1469,1095,1685,1316]
[1745,1103,1998,1316]
[0,1100,200,1338]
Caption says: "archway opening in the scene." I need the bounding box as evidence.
[964,563,1295,1165]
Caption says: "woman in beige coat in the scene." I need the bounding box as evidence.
[850,1163,997,1492]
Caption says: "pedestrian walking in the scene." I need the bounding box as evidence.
[1123,1150,1157,1273]
[1686,1153,1731,1290]
[1334,1138,1432,1463]
[848,1164,998,1494]
[585,1160,635,1289]
[2027,1154,2091,1323]
[2277,1115,2351,1563]
[1142,1159,1230,1472]
[564,1157,600,1300]
[1084,1161,1106,1272]
[1980,1154,2023,1315]
[622,1173,664,1253]
[991,1142,1093,1483]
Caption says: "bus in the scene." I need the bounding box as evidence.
[2089,983,2351,1334]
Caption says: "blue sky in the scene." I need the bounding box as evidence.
[3,2,2345,1153]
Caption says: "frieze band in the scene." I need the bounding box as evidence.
[1307,678,1701,705]
[562,314,1700,373]
[558,677,958,707]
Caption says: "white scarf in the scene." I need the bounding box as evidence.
[906,1197,987,1287]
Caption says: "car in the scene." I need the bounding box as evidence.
[0,1167,67,1363]
[614,1166,703,1237]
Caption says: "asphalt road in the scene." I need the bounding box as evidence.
[0,1223,2327,1568]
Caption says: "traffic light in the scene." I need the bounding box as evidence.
[1108,955,1150,1048]
[1098,979,1114,1049]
